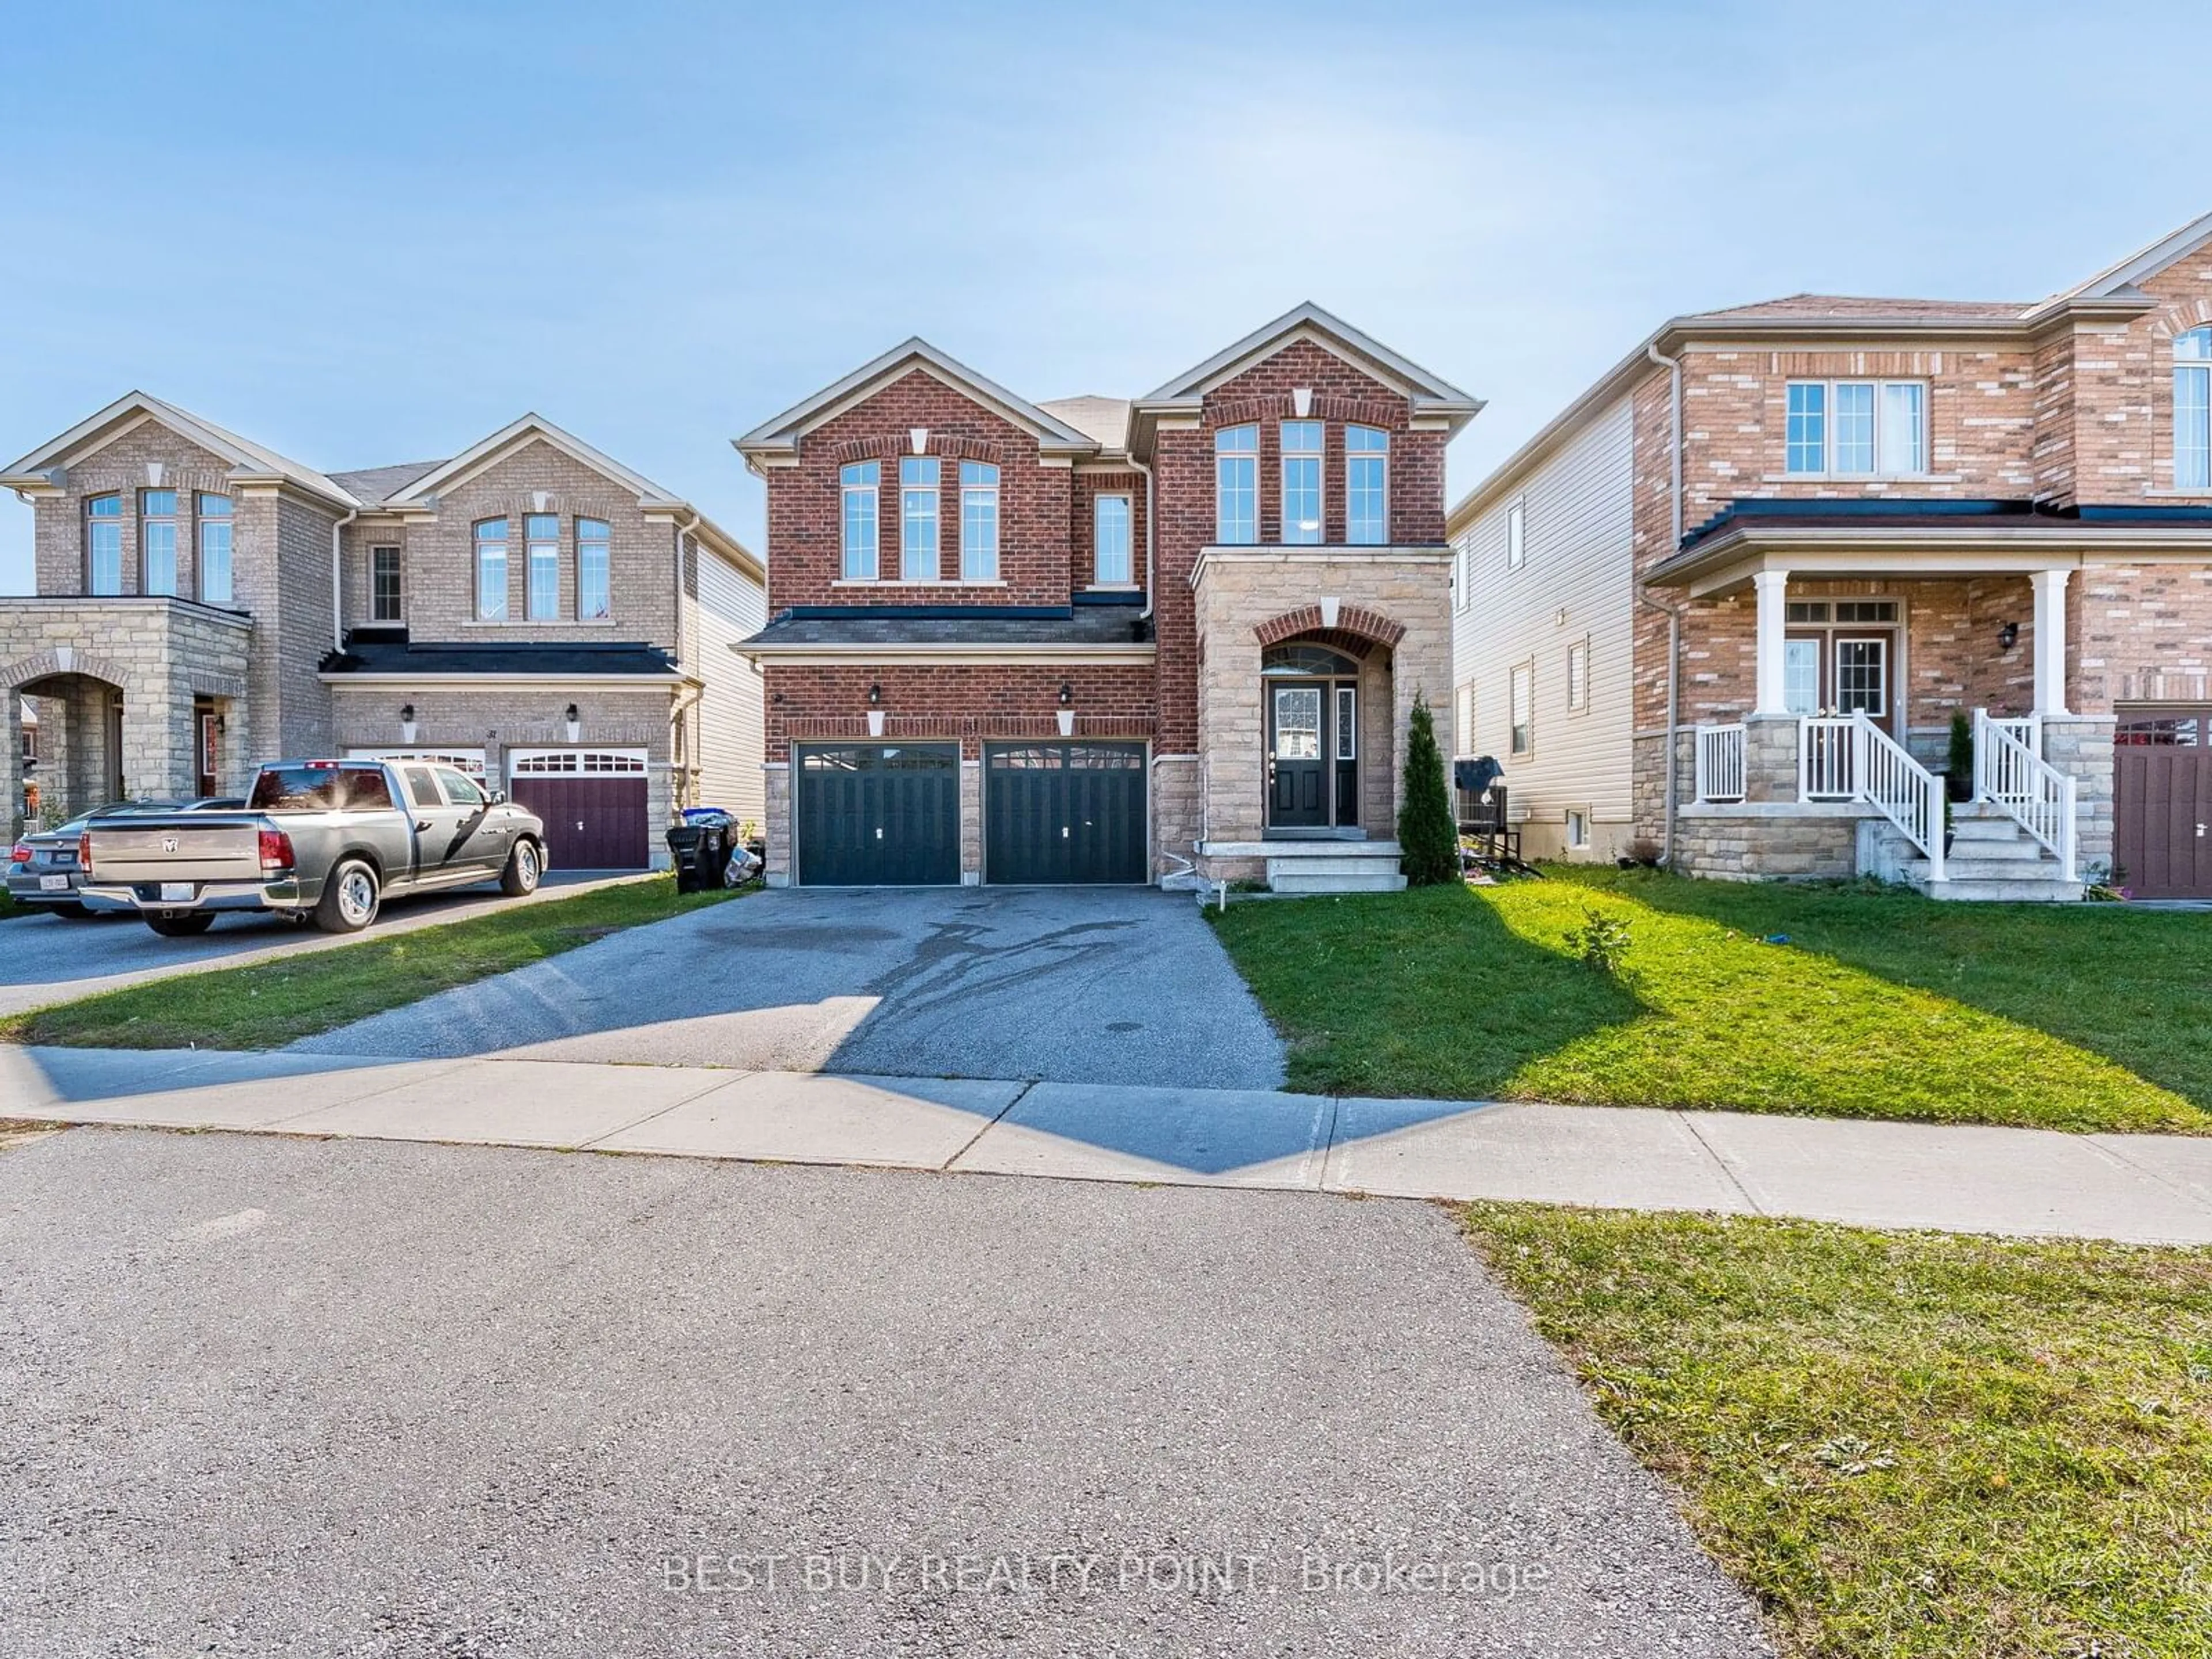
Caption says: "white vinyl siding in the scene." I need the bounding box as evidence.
[689,542,768,828]
[1448,393,1635,861]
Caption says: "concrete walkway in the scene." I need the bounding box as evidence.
[6,1045,2211,1244]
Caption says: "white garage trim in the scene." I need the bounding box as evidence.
[344,745,487,778]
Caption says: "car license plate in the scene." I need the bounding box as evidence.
[158,882,194,903]
[38,874,69,891]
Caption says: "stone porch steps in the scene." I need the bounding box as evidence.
[1194,838,1408,895]
[1885,804,2083,903]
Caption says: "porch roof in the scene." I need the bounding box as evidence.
[1649,497,2212,596]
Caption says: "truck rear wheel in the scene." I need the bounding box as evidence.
[315,859,381,933]
[499,838,543,897]
[145,911,215,937]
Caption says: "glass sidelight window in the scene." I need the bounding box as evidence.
[1335,685,1357,759]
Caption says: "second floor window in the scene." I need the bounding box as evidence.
[900,456,939,580]
[475,518,508,622]
[1347,425,1388,545]
[840,461,879,579]
[959,461,998,581]
[1281,420,1323,544]
[1786,380,1926,476]
[1216,425,1257,544]
[196,494,233,605]
[525,514,559,621]
[1093,494,1132,585]
[141,490,178,596]
[578,518,611,618]
[2177,326,2212,490]
[371,547,402,620]
[1509,661,1533,757]
[86,494,123,594]
[1506,499,1527,569]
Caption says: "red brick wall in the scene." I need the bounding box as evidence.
[764,370,1074,609]
[764,662,1157,762]
[1070,469,1147,589]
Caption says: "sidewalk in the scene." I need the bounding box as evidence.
[5,1044,2211,1244]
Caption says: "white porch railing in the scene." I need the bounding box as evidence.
[1798,716,1857,800]
[1974,709,2077,880]
[1694,724,1747,802]
[1982,711,2040,755]
[1850,713,1946,881]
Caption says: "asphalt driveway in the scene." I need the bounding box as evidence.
[0,872,631,1018]
[0,1128,1771,1658]
[304,885,1289,1089]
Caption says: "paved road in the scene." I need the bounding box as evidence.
[0,1128,1771,1658]
[305,886,1289,1089]
[0,872,639,1018]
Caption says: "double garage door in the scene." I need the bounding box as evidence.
[796,742,1146,887]
[2115,709,2212,898]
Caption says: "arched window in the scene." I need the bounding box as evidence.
[1262,642,1362,678]
[2176,325,2212,490]
[1215,426,1257,545]
[840,461,879,580]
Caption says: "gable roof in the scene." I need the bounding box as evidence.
[2027,209,2212,319]
[1136,301,1483,420]
[0,391,358,509]
[380,414,690,510]
[734,338,1101,463]
[1683,294,2031,325]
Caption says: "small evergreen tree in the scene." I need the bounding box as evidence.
[1397,691,1459,886]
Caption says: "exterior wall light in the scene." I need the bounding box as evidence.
[1056,680,1076,736]
[1998,622,2021,652]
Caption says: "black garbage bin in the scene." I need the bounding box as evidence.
[668,811,736,892]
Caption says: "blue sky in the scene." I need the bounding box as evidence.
[3,0,2209,592]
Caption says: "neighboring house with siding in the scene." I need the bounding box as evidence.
[1449,210,2212,900]
[0,395,763,869]
[734,306,1480,891]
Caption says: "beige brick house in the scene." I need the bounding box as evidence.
[1,395,764,868]
[1449,211,2212,900]
[734,306,1479,891]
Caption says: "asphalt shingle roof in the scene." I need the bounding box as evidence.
[742,608,1153,649]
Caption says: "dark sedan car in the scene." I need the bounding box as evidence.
[7,800,244,917]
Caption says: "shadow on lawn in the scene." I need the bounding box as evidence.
[1551,866,2212,1113]
[1213,885,1650,1100]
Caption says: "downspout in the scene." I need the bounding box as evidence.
[1127,450,1156,622]
[671,510,701,812]
[1641,342,1686,868]
[330,507,359,651]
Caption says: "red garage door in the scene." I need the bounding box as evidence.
[507,749,652,870]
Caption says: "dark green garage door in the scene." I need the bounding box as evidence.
[797,744,960,886]
[985,742,1147,885]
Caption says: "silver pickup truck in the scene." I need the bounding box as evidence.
[80,759,550,937]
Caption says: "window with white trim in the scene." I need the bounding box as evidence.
[525,514,559,621]
[371,547,402,620]
[1785,380,1926,476]
[2176,326,2212,490]
[1215,425,1257,544]
[1565,809,1589,850]
[959,460,998,581]
[196,494,233,605]
[900,456,939,579]
[841,461,880,579]
[85,494,123,594]
[1509,661,1533,756]
[1455,684,1474,756]
[475,518,508,621]
[1093,493,1132,585]
[1346,425,1388,545]
[1280,420,1323,544]
[141,490,177,596]
[1505,498,1526,570]
[1566,638,1590,712]
[577,518,611,619]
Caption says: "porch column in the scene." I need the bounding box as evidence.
[1751,568,1791,716]
[2031,568,2070,717]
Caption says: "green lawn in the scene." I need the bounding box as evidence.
[1,877,745,1051]
[1208,871,2212,1133]
[1464,1205,2212,1659]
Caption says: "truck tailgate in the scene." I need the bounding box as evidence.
[87,818,264,884]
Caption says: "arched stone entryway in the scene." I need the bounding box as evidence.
[6,667,127,830]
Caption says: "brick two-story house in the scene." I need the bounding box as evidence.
[1449,211,2212,900]
[1,395,764,868]
[733,306,1480,890]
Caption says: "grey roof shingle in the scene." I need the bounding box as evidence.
[1037,396,1131,451]
[742,608,1152,649]
[328,460,447,505]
